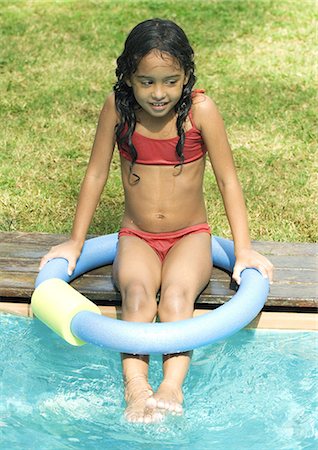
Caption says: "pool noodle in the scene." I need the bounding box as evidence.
[31,234,269,353]
[31,278,101,346]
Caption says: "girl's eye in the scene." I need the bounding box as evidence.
[139,79,178,86]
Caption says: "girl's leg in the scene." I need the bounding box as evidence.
[112,235,162,423]
[147,232,212,414]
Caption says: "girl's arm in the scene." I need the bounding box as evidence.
[39,94,118,274]
[196,96,273,285]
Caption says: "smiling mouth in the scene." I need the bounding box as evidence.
[150,102,169,109]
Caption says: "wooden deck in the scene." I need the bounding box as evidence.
[0,232,317,329]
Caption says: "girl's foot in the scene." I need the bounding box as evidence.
[124,375,164,423]
[146,379,183,415]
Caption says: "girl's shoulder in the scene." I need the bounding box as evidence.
[191,90,221,130]
[101,92,120,123]
[103,91,117,109]
[191,89,218,110]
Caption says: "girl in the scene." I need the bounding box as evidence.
[40,18,273,424]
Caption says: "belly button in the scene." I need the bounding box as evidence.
[156,213,166,220]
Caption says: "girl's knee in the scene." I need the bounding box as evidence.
[121,282,158,321]
[158,285,194,322]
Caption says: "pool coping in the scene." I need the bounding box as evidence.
[1,303,317,331]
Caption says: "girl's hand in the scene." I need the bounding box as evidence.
[39,239,83,276]
[232,248,274,286]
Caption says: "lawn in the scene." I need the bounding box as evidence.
[0,0,316,242]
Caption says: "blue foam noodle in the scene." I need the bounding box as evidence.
[32,234,269,354]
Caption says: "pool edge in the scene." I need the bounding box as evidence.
[1,303,317,331]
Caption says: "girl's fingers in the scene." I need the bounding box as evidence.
[39,247,58,270]
[256,264,269,280]
[38,241,82,274]
[67,259,77,276]
[232,263,244,285]
[253,259,274,283]
[39,255,50,271]
[39,253,78,276]
[232,261,274,286]
[261,262,274,284]
[39,249,65,271]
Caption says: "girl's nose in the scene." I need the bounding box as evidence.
[151,85,166,100]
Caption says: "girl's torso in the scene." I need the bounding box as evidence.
[118,93,208,233]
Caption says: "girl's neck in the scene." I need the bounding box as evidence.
[136,108,177,134]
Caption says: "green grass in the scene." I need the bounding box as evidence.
[0,0,317,242]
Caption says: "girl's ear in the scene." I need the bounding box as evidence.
[183,73,190,86]
[125,78,132,87]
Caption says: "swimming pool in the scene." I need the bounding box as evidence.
[1,314,317,450]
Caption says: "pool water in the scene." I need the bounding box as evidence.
[0,314,317,450]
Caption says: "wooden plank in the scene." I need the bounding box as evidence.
[264,255,317,270]
[73,276,234,300]
[1,232,317,256]
[0,232,317,312]
[0,265,233,288]
[1,240,317,276]
[252,240,318,256]
[0,258,230,280]
[1,270,317,309]
[1,234,317,258]
[1,243,52,259]
[0,232,69,245]
[0,271,234,302]
[0,258,40,272]
[198,294,317,309]
[273,268,317,283]
[1,258,317,289]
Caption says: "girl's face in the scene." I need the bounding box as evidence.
[126,50,189,118]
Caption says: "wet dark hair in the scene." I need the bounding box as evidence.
[113,18,196,178]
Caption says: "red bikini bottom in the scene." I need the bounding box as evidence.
[118,223,211,262]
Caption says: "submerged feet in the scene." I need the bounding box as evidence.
[146,379,183,416]
[124,375,163,423]
[125,376,183,423]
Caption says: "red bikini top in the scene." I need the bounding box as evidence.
[117,91,207,166]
